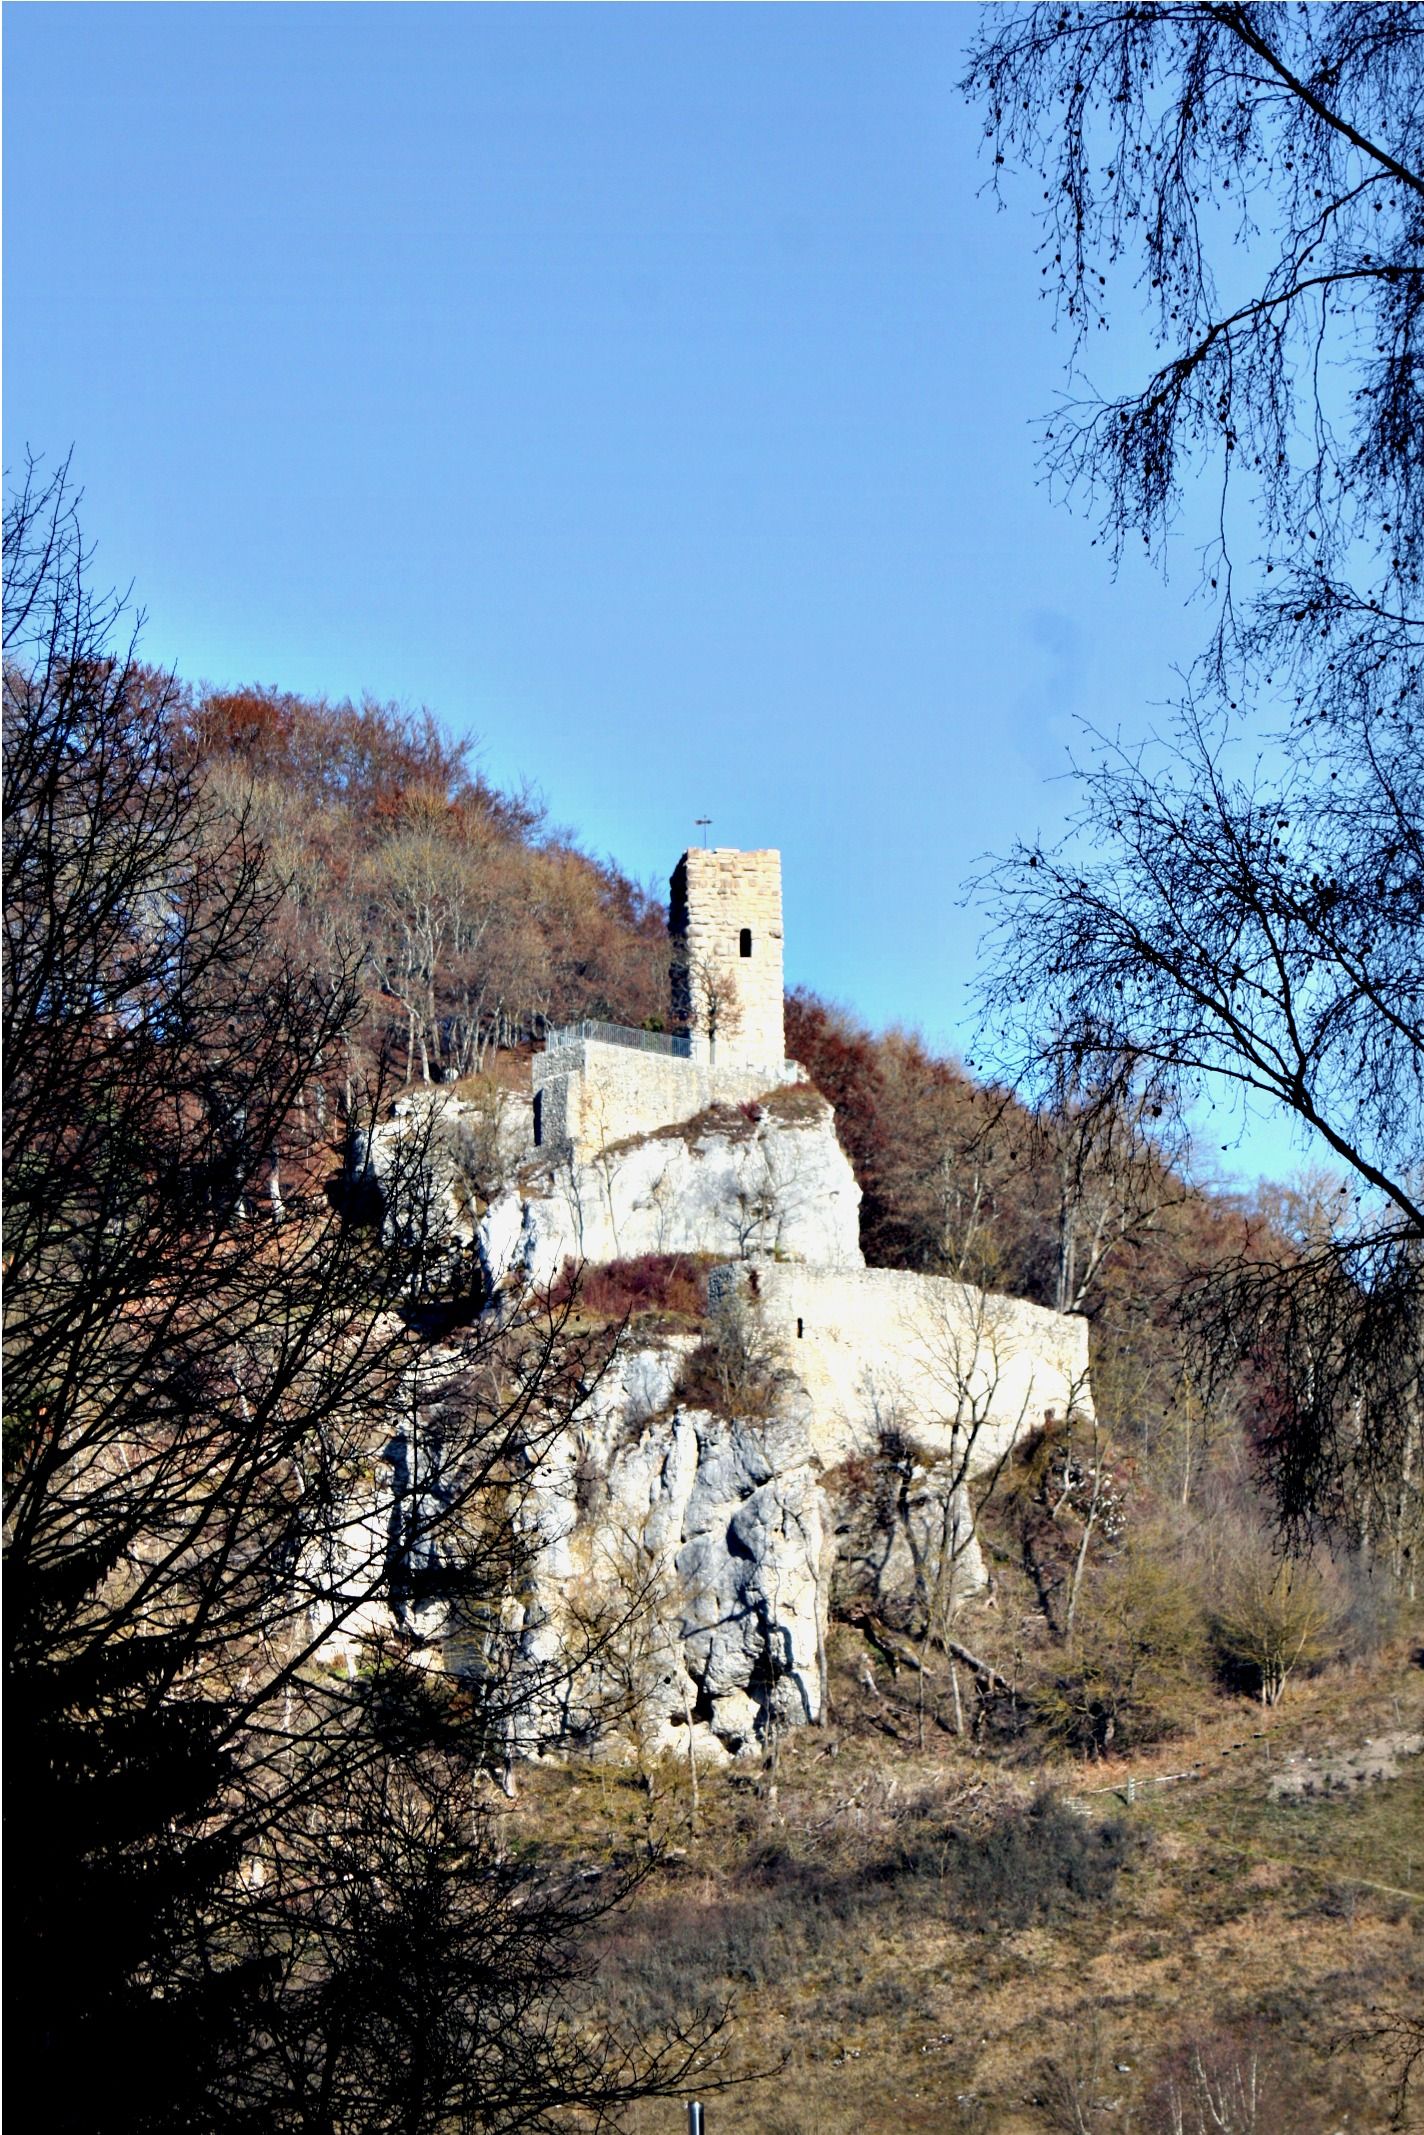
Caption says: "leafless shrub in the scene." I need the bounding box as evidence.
[1211,1541,1339,1705]
[1143,2029,1334,2135]
[1031,2018,1113,2134]
[676,1289,793,1421]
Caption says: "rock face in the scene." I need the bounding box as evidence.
[352,1083,531,1261]
[479,1086,864,1293]
[506,1344,829,1760]
[344,1038,1090,1761]
[306,1317,993,1758]
[501,1326,1018,1759]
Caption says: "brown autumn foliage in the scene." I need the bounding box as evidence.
[545,1253,713,1327]
[178,683,1396,1555]
[171,677,671,1089]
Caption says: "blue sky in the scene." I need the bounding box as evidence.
[5,3,1302,1186]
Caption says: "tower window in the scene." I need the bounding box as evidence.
[796,1317,804,1339]
[532,1091,544,1147]
[739,927,753,957]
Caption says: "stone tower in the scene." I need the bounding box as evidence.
[669,847,785,1065]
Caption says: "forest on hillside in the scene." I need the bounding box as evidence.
[7,4,1424,2129]
[181,675,672,1074]
[6,459,1422,2135]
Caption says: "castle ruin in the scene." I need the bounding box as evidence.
[532,847,802,1161]
[350,844,1092,1750]
[520,843,1090,1459]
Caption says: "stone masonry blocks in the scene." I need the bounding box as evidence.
[532,1037,802,1161]
[670,848,785,1067]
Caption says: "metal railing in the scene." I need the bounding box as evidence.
[543,1019,694,1059]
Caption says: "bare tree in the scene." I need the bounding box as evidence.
[566,1518,713,1838]
[964,6,1424,1536]
[1212,1536,1337,1704]
[893,1288,1049,1737]
[673,951,743,1062]
[1162,2053,1263,2135]
[2,460,727,2135]
[1033,2017,1113,2135]
[677,1284,794,1422]
[1349,2003,1424,2134]
[964,4,1422,707]
[1036,1057,1184,1317]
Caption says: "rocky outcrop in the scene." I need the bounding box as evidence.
[352,1082,531,1261]
[305,1316,997,1759]
[479,1087,864,1293]
[342,1043,1090,1763]
[356,1081,864,1294]
[497,1339,828,1759]
[477,1329,996,1760]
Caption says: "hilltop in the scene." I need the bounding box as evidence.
[11,638,1421,2135]
[236,685,1422,2129]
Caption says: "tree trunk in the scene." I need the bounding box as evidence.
[681,1678,699,1838]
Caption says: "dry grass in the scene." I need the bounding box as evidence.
[505,1633,1424,2135]
[446,1051,534,1098]
[759,1084,832,1127]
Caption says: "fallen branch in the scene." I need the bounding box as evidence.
[850,1614,1016,1699]
[943,1636,1015,1699]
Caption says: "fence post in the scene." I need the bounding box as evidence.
[688,2103,705,2135]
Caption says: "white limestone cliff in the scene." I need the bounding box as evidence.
[343,1040,1090,1763]
[479,1085,863,1293]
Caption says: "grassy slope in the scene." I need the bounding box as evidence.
[506,1631,1423,2135]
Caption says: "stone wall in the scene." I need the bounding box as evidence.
[670,847,785,1066]
[532,1034,801,1160]
[709,1261,1092,1474]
